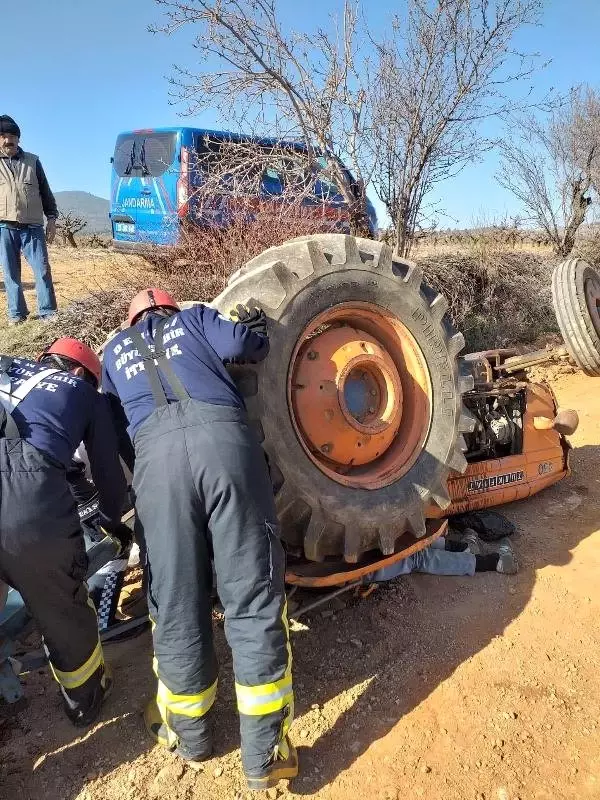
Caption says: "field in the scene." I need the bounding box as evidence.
[0,241,599,800]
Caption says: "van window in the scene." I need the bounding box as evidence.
[314,156,341,199]
[113,133,177,178]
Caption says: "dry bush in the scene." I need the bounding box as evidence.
[140,202,339,302]
[11,205,338,356]
[417,250,559,352]
[573,232,600,268]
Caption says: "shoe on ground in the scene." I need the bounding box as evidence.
[462,528,483,556]
[496,538,519,574]
[120,586,148,618]
[39,312,58,323]
[144,699,212,768]
[246,737,299,791]
[7,318,25,327]
[63,663,113,728]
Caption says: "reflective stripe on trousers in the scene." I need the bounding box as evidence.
[157,678,218,719]
[50,638,104,690]
[235,599,295,758]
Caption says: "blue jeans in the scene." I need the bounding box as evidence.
[366,537,476,582]
[0,224,57,321]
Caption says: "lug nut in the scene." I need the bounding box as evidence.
[321,443,332,454]
[307,350,318,360]
[368,406,376,414]
[370,389,377,396]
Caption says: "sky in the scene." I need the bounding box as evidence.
[3,0,600,228]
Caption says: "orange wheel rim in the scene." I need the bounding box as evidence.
[287,302,433,489]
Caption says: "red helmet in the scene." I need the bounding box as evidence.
[128,288,179,326]
[41,338,102,385]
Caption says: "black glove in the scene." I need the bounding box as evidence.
[229,304,268,336]
[99,522,133,557]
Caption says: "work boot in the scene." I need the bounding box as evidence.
[245,736,299,791]
[62,664,113,728]
[120,585,149,618]
[462,528,482,555]
[496,538,519,575]
[144,699,212,769]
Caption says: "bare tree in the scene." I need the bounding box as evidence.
[57,211,87,248]
[152,0,375,235]
[498,87,600,256]
[371,0,544,256]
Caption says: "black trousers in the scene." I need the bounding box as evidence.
[0,439,104,711]
[133,399,293,775]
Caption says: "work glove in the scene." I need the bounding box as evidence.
[229,304,268,336]
[99,522,134,558]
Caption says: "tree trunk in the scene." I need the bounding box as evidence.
[66,232,78,248]
[394,200,412,258]
[347,180,372,239]
[559,182,591,257]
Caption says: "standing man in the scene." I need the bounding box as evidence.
[102,289,296,791]
[0,338,126,725]
[0,115,58,325]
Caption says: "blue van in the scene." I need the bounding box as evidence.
[110,127,376,250]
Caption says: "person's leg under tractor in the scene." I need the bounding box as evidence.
[133,407,217,762]
[19,224,57,318]
[0,440,109,725]
[188,403,295,788]
[0,225,29,321]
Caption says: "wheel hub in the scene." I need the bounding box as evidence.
[287,302,432,489]
[291,328,403,466]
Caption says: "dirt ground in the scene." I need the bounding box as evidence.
[0,245,139,327]
[1,371,599,800]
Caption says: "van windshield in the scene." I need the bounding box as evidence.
[113,132,177,178]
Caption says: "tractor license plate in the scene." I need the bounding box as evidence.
[115,223,135,234]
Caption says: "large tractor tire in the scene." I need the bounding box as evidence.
[552,258,600,376]
[201,234,473,563]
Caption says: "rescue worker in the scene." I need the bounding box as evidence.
[102,289,296,791]
[0,338,126,725]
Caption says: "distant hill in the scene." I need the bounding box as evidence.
[55,191,110,233]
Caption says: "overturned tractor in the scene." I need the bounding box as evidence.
[186,235,590,580]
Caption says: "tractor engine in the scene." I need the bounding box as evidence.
[462,392,524,462]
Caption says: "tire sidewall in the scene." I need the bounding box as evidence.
[258,267,460,512]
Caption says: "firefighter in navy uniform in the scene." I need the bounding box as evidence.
[102,288,296,791]
[0,338,126,725]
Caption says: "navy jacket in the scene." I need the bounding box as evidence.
[102,305,269,445]
[2,358,126,529]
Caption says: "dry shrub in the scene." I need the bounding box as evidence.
[140,203,340,302]
[573,232,600,268]
[6,210,563,361]
[14,205,338,356]
[417,250,559,352]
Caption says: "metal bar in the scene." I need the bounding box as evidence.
[291,581,361,621]
[100,615,149,642]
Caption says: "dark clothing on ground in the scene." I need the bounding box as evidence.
[102,305,268,443]
[134,400,292,773]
